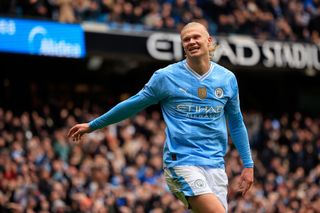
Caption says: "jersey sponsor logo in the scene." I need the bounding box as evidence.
[176,104,223,119]
[198,87,207,100]
[215,88,224,98]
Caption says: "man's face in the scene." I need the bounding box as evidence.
[181,24,212,59]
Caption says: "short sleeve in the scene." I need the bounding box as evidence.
[138,70,168,104]
[225,74,241,115]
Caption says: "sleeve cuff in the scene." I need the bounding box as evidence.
[244,162,254,168]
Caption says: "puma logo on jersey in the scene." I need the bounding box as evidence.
[179,87,187,93]
[179,87,190,95]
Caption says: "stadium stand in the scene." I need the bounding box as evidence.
[0,0,320,42]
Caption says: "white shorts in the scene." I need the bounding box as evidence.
[164,166,228,211]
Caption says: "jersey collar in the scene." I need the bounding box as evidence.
[183,60,214,81]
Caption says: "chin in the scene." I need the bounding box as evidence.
[188,52,203,58]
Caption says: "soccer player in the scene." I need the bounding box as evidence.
[67,22,254,213]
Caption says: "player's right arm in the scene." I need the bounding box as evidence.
[67,94,154,141]
[67,70,167,141]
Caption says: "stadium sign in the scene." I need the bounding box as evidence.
[146,32,320,71]
[147,32,183,61]
[0,17,86,58]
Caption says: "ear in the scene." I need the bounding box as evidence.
[208,36,213,47]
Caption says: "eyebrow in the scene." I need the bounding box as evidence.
[182,33,202,39]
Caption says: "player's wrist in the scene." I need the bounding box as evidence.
[244,162,254,168]
[88,121,97,131]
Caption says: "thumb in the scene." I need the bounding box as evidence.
[238,176,245,188]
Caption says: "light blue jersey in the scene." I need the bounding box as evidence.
[89,60,253,169]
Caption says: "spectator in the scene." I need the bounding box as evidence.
[56,0,76,23]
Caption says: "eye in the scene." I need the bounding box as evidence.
[193,35,200,40]
[183,37,190,42]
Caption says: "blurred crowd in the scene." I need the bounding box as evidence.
[0,95,319,212]
[0,0,320,43]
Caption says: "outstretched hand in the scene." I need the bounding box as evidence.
[67,123,91,142]
[238,167,254,196]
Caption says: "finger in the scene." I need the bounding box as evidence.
[238,178,245,188]
[242,187,249,196]
[241,183,248,196]
[77,132,82,141]
[67,129,72,138]
[242,182,253,196]
[77,130,84,141]
[239,184,246,192]
[71,132,77,140]
[67,126,77,137]
[242,185,248,196]
[71,130,81,141]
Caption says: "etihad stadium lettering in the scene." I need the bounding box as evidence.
[147,33,320,71]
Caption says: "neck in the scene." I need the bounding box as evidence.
[186,57,211,76]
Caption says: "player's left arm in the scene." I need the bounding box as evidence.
[225,74,254,196]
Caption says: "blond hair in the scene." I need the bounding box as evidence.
[181,22,219,60]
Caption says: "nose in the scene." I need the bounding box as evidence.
[186,39,196,49]
[189,38,196,44]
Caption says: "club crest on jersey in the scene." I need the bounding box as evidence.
[215,88,223,98]
[198,87,207,100]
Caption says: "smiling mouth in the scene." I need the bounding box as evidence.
[188,47,199,53]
